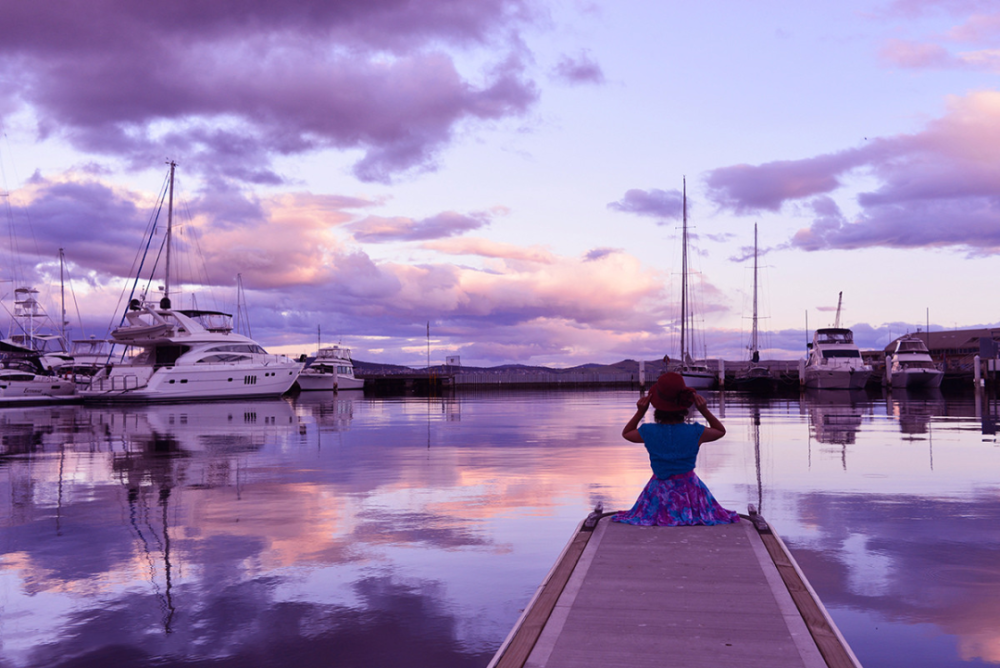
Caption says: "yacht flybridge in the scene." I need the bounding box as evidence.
[81,162,301,401]
[802,293,872,390]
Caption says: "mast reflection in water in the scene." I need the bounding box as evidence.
[1,389,999,668]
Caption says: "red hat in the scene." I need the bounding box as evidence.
[648,372,696,412]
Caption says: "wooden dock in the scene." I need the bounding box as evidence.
[489,509,861,668]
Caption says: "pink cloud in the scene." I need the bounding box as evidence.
[707,91,1000,254]
[421,237,555,263]
[1,1,539,184]
[879,38,960,68]
[349,211,492,242]
[6,172,722,366]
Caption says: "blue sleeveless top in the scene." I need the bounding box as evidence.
[637,422,705,479]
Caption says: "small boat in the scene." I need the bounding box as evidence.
[887,335,943,389]
[803,293,872,390]
[0,366,76,404]
[732,224,777,394]
[672,178,716,390]
[0,340,77,403]
[297,345,364,391]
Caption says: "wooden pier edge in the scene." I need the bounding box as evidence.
[746,510,863,668]
[486,508,608,668]
[488,507,863,668]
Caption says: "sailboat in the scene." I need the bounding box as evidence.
[733,224,777,393]
[672,178,716,389]
[81,162,302,401]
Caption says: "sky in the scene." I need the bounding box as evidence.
[2,0,1000,368]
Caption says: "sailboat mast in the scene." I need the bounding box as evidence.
[164,160,175,305]
[680,177,688,361]
[833,291,843,329]
[750,224,758,358]
[59,247,67,341]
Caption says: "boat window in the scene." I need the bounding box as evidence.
[206,344,266,354]
[197,354,251,363]
[822,350,861,358]
[154,345,190,366]
[1,373,36,381]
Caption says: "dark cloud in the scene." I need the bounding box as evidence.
[552,52,605,85]
[583,247,620,261]
[0,0,539,184]
[607,188,683,220]
[349,211,491,242]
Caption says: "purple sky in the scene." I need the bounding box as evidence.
[2,0,1000,366]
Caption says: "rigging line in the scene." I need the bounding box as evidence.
[107,170,171,334]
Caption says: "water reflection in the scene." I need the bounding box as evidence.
[1,391,999,668]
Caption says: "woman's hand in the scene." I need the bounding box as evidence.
[623,391,651,443]
[692,393,707,412]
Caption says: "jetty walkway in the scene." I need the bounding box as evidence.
[489,509,860,668]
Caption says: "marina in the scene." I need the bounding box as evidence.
[1,389,998,668]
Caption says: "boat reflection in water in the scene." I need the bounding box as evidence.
[3,391,1000,668]
[886,388,947,436]
[801,388,867,445]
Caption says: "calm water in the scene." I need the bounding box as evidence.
[1,388,999,668]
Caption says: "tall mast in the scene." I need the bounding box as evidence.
[59,247,67,341]
[680,177,688,362]
[164,160,176,306]
[833,291,843,329]
[750,224,758,361]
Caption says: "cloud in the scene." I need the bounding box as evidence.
[421,237,555,263]
[706,90,1000,254]
[0,1,540,184]
[551,52,605,85]
[607,188,684,221]
[3,171,704,366]
[349,211,492,243]
[584,247,621,261]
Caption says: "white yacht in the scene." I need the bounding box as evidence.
[803,293,872,390]
[0,367,76,404]
[297,345,364,391]
[887,335,943,389]
[81,300,302,401]
[80,162,301,402]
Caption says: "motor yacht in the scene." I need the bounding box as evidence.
[297,345,364,391]
[887,335,943,389]
[803,327,872,389]
[81,300,302,401]
[80,162,301,402]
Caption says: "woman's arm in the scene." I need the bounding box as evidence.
[622,393,650,443]
[693,394,726,443]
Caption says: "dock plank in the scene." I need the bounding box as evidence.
[518,518,831,668]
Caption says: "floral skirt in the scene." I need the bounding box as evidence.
[612,471,740,527]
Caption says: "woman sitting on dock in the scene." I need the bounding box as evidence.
[614,372,740,527]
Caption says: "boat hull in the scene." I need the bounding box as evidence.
[732,375,778,394]
[82,362,302,401]
[890,369,944,389]
[681,370,716,390]
[296,369,337,391]
[803,367,870,390]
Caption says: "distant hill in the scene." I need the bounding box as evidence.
[353,358,674,375]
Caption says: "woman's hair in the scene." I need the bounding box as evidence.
[654,408,688,424]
